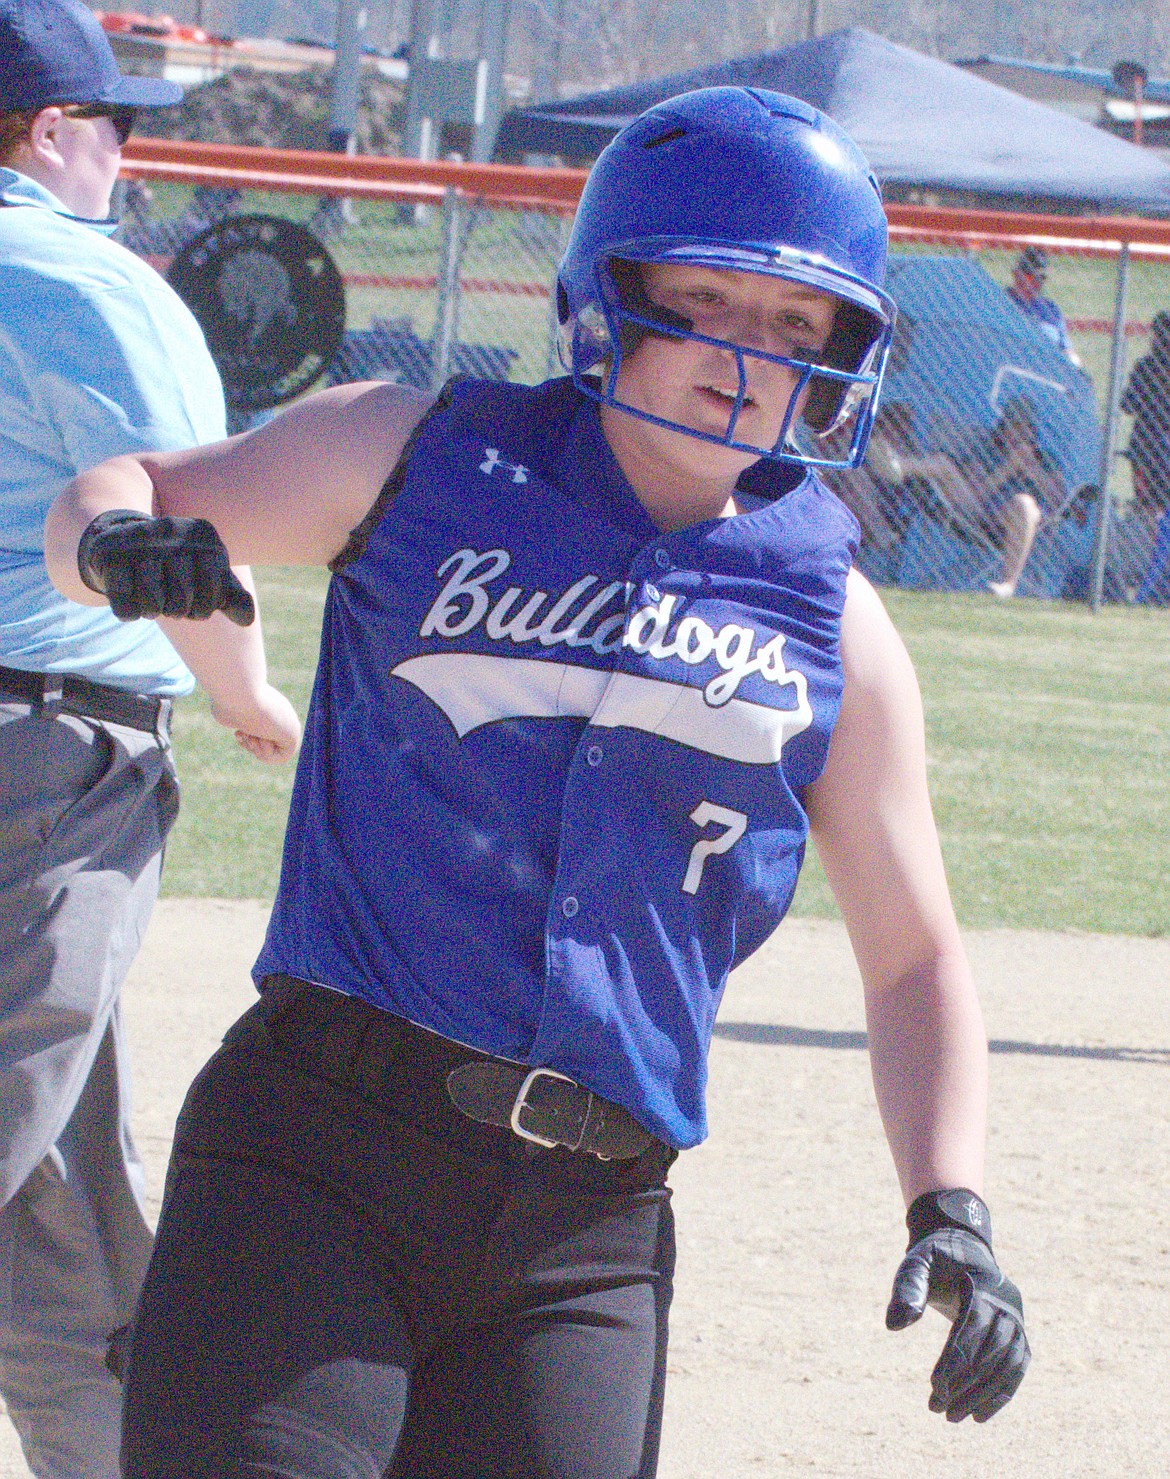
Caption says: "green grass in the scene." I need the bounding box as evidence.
[161,566,327,899]
[788,588,1170,935]
[161,572,1170,937]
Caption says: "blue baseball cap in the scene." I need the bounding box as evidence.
[0,0,183,111]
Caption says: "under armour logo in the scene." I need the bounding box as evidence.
[480,447,529,483]
[966,1197,984,1227]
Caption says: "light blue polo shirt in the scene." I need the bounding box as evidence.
[0,170,226,695]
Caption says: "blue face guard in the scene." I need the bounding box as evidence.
[559,264,895,470]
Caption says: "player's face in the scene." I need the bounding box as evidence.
[613,262,838,469]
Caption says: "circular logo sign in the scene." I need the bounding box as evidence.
[167,214,346,413]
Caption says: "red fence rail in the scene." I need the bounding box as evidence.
[122,137,1170,254]
[121,138,586,213]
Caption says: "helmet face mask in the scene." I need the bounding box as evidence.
[556,87,897,471]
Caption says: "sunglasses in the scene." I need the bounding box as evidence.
[61,103,138,147]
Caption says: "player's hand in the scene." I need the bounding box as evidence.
[885,1190,1030,1423]
[77,509,254,625]
[211,683,302,764]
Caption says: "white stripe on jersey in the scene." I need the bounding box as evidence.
[391,653,812,764]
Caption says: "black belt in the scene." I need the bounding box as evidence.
[256,974,655,1162]
[445,1060,653,1160]
[0,662,172,738]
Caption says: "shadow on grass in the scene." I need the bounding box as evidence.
[712,1022,1170,1064]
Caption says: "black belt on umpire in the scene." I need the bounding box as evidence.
[256,973,655,1162]
[0,662,172,739]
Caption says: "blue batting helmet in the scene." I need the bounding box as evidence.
[556,86,896,468]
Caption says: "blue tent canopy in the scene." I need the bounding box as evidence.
[881,255,1102,496]
[496,27,1170,214]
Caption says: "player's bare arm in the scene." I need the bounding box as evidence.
[155,567,301,763]
[805,568,988,1204]
[44,380,434,602]
[807,571,1027,1424]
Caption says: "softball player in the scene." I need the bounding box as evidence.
[46,86,1029,1478]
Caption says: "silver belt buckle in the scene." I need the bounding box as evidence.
[510,1067,577,1149]
[155,696,173,746]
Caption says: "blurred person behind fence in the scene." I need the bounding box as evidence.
[1121,310,1170,524]
[1006,246,1081,367]
[1122,311,1170,603]
[892,397,1065,598]
[0,1,300,1474]
[823,400,918,553]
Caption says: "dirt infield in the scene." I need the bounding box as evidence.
[1,904,1166,1476]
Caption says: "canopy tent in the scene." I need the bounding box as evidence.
[495,27,1170,214]
[881,254,1101,494]
[852,255,1103,600]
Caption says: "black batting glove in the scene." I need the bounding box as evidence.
[77,509,254,626]
[886,1188,1030,1423]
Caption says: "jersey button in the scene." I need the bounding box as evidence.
[561,895,580,918]
[654,548,670,570]
[586,744,603,767]
[644,583,661,603]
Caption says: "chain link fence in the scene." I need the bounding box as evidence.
[114,169,1170,606]
[828,234,1170,606]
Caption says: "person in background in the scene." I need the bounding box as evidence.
[1121,310,1170,522]
[1121,312,1170,604]
[1006,245,1081,366]
[893,397,1065,598]
[0,2,300,1475]
[823,400,917,553]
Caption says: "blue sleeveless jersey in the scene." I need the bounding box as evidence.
[255,377,859,1147]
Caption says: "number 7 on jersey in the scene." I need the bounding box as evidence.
[682,802,749,896]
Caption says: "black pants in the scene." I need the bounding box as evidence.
[122,979,677,1478]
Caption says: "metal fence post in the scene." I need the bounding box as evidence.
[1090,242,1131,610]
[432,187,464,389]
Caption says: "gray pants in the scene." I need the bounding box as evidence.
[0,700,179,1479]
